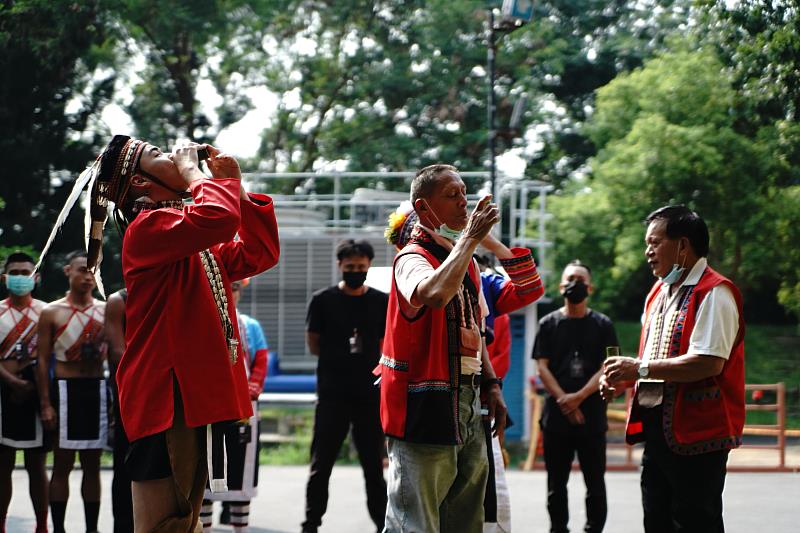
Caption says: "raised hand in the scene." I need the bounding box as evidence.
[206,145,242,181]
[170,140,202,176]
[463,195,499,243]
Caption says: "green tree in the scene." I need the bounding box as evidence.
[232,0,690,192]
[549,47,770,318]
[117,0,281,145]
[519,0,692,188]
[0,0,116,298]
[696,1,800,323]
[773,186,800,321]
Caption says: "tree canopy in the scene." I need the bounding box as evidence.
[0,0,797,324]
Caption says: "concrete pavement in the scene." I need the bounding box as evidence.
[6,465,799,532]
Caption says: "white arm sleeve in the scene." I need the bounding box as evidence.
[394,254,435,309]
[687,285,740,359]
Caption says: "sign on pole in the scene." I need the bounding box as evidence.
[502,0,533,22]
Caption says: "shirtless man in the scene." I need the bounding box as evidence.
[37,250,107,533]
[105,288,133,533]
[0,252,48,533]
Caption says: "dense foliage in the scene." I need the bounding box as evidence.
[0,0,797,324]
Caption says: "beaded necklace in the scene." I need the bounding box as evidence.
[199,250,238,365]
[132,199,185,212]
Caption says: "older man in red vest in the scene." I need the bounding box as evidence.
[380,164,515,533]
[602,205,745,533]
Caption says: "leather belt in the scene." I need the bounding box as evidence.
[459,373,481,388]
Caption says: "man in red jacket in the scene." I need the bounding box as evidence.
[38,135,280,532]
[602,205,744,533]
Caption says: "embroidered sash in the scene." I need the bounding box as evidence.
[638,288,689,407]
[54,303,104,362]
[0,303,39,360]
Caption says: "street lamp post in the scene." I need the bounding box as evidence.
[488,8,498,200]
[487,1,534,199]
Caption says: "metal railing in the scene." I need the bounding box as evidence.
[731,382,796,472]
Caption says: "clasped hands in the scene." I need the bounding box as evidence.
[557,392,585,425]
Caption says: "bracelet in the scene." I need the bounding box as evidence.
[482,377,503,390]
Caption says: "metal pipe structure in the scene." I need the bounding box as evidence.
[488,9,498,200]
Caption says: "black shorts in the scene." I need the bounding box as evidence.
[125,431,172,481]
[126,426,205,482]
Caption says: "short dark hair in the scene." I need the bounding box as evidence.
[410,164,458,204]
[336,239,375,261]
[3,252,35,272]
[65,250,88,265]
[645,205,709,258]
[565,259,592,279]
[474,254,492,270]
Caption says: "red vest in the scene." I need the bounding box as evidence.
[626,266,746,455]
[380,243,480,445]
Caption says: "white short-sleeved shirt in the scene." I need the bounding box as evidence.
[394,225,486,374]
[641,258,740,362]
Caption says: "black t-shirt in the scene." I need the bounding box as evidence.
[306,285,388,399]
[532,309,618,433]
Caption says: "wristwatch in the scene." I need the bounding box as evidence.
[638,360,650,379]
[482,377,503,390]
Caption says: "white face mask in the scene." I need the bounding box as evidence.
[422,200,462,242]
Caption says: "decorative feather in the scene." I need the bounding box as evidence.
[34,161,98,274]
[83,168,107,299]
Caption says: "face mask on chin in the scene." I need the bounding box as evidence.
[4,275,35,296]
[659,242,687,285]
[342,271,367,289]
[422,200,462,242]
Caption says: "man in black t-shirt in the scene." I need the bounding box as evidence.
[532,260,618,533]
[301,239,388,533]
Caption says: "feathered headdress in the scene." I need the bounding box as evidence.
[35,135,147,298]
[384,200,419,251]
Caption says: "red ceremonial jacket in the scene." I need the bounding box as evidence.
[380,242,481,445]
[119,178,280,442]
[626,266,745,455]
[482,248,544,378]
[487,314,511,379]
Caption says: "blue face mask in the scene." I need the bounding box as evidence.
[5,275,35,296]
[659,242,686,285]
[660,265,685,285]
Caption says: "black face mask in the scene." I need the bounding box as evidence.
[563,279,588,304]
[342,271,367,289]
